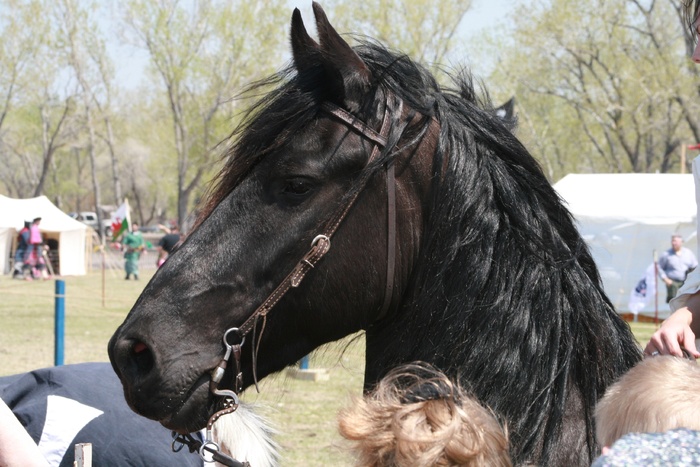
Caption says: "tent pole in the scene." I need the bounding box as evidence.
[101,246,106,308]
[653,250,659,327]
[681,144,687,174]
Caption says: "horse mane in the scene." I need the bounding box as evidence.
[198,40,642,465]
[353,45,641,464]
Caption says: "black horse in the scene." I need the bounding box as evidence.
[109,3,641,465]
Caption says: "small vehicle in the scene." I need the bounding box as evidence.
[69,211,113,237]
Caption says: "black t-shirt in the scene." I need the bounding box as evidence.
[1,363,202,466]
[158,233,181,253]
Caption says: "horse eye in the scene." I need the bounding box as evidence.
[283,179,312,196]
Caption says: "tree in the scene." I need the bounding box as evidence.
[0,0,71,198]
[324,0,474,71]
[54,0,111,234]
[121,0,288,225]
[483,0,698,180]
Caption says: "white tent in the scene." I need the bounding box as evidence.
[553,173,697,318]
[0,195,89,276]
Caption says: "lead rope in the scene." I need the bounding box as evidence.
[251,313,267,393]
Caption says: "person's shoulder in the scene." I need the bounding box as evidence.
[592,429,700,466]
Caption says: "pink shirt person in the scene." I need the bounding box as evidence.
[29,218,42,244]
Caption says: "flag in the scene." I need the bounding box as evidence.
[111,200,131,241]
[628,263,657,314]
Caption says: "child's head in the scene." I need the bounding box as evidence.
[338,362,511,467]
[595,356,700,448]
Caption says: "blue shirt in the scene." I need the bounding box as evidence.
[658,247,697,282]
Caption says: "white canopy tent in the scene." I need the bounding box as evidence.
[0,195,89,276]
[553,173,696,318]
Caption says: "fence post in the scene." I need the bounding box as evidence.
[55,279,65,366]
[74,443,92,467]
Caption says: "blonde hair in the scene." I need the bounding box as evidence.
[595,356,700,447]
[338,363,511,467]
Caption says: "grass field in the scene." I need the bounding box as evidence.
[0,270,660,465]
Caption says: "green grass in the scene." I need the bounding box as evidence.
[0,270,364,466]
[0,271,661,466]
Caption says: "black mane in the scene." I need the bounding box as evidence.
[201,41,642,465]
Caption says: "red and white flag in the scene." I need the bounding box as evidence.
[110,200,131,241]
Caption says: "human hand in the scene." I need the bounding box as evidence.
[644,307,700,358]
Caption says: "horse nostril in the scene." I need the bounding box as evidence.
[131,340,154,374]
[133,341,148,354]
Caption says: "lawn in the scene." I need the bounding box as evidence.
[0,271,659,466]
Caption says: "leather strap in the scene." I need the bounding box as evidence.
[377,160,396,321]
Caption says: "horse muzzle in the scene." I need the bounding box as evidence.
[108,332,216,432]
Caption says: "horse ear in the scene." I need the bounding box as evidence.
[311,2,371,112]
[290,8,320,74]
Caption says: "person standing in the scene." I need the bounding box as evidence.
[156,224,181,267]
[21,217,45,279]
[122,223,145,280]
[658,235,697,304]
[26,217,42,261]
[13,220,31,279]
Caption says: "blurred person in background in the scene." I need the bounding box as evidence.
[156,224,181,267]
[122,223,145,280]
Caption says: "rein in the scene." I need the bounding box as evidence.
[177,95,405,465]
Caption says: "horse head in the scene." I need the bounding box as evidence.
[109,2,431,433]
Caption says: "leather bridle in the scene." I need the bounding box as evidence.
[218,93,404,388]
[241,95,401,337]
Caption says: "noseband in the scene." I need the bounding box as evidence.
[185,94,405,464]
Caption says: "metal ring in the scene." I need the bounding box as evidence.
[651,351,660,356]
[199,440,221,463]
[171,436,185,453]
[224,327,245,347]
[311,234,330,248]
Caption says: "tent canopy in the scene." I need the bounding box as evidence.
[554,173,696,317]
[0,195,88,276]
[554,173,695,224]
